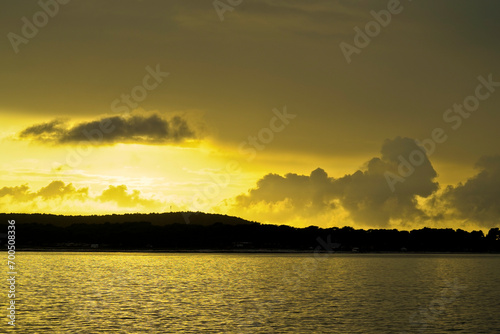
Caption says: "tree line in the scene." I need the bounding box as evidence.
[0,213,499,252]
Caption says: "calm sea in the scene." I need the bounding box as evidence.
[5,253,500,333]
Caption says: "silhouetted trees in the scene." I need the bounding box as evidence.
[0,213,499,252]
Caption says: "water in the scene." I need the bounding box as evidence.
[4,253,500,333]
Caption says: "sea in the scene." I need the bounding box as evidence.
[5,252,500,333]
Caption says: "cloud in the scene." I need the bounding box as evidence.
[0,184,34,202]
[235,168,338,215]
[98,185,163,209]
[0,181,88,202]
[19,119,66,142]
[338,137,438,226]
[37,181,89,200]
[0,181,164,213]
[234,137,439,227]
[18,113,198,145]
[440,155,500,226]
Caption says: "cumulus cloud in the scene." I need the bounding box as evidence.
[0,181,164,212]
[18,113,197,145]
[0,181,88,202]
[236,168,338,215]
[338,137,438,226]
[235,137,439,227]
[37,181,89,200]
[440,155,500,226]
[0,184,34,202]
[98,185,162,209]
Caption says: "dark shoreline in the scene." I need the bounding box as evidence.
[3,213,499,253]
[15,248,500,254]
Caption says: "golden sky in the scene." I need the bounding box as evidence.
[1,0,499,231]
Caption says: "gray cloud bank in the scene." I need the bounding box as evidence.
[440,155,500,226]
[236,137,499,228]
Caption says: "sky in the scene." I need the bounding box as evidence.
[1,0,499,231]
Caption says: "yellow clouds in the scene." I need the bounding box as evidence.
[0,181,88,202]
[98,185,162,209]
[0,181,165,214]
[0,184,34,202]
[37,181,89,200]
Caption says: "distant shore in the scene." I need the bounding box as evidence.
[16,248,500,254]
[3,213,499,253]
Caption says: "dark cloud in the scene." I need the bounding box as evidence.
[19,113,197,145]
[236,167,338,215]
[335,137,438,226]
[235,137,439,227]
[440,155,500,226]
[19,119,65,142]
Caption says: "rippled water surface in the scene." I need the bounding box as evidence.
[7,253,500,333]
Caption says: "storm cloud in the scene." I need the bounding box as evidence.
[19,113,198,145]
[440,155,500,226]
[235,137,439,227]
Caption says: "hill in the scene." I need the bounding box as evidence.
[0,212,255,227]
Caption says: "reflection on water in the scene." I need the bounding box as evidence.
[9,253,500,333]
